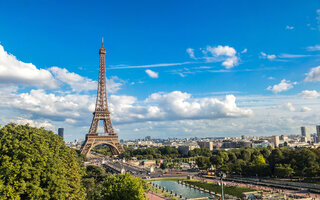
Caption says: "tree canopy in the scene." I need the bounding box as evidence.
[0,123,85,200]
[101,173,147,200]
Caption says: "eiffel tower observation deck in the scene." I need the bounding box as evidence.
[81,40,125,157]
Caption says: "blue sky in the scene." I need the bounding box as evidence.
[0,1,320,141]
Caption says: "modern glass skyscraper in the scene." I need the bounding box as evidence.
[58,128,64,140]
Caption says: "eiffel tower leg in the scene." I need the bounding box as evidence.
[81,136,95,157]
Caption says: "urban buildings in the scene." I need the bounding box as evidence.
[197,141,214,150]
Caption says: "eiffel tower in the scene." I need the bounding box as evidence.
[81,40,125,157]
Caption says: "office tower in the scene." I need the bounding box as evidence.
[316,125,320,143]
[301,126,310,142]
[58,128,64,140]
[272,136,280,148]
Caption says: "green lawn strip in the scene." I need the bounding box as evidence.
[184,180,256,198]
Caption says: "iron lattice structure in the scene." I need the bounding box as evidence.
[81,42,125,157]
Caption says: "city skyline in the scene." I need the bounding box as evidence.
[0,1,320,141]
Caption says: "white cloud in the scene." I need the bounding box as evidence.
[178,73,186,77]
[222,56,238,68]
[15,118,54,129]
[206,45,236,57]
[186,48,195,59]
[0,44,58,88]
[304,66,320,82]
[307,45,320,51]
[49,67,123,93]
[145,69,159,78]
[204,45,239,69]
[106,76,124,93]
[146,91,253,120]
[285,25,294,30]
[107,91,253,124]
[283,102,296,112]
[1,89,94,122]
[299,90,320,99]
[267,79,296,93]
[271,102,311,113]
[49,67,96,92]
[300,106,312,112]
[65,118,77,124]
[261,52,276,60]
[117,94,320,139]
[278,54,310,58]
[241,49,247,53]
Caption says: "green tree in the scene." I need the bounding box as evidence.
[274,164,294,178]
[252,154,266,166]
[268,148,284,168]
[293,149,319,177]
[160,161,168,169]
[196,156,211,170]
[210,155,223,167]
[82,165,107,200]
[240,149,253,162]
[101,173,147,200]
[0,123,85,200]
[92,145,112,157]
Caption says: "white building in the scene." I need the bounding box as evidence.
[197,141,214,151]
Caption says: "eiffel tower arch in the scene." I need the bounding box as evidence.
[81,41,125,157]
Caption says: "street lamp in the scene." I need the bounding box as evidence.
[219,173,226,200]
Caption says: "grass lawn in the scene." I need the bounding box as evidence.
[184,180,256,198]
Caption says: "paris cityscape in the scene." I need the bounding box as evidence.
[1,1,320,200]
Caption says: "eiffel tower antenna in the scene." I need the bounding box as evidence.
[81,41,124,157]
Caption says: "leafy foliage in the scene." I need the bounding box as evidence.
[91,145,112,157]
[0,123,85,200]
[120,145,180,160]
[211,147,320,178]
[119,144,320,178]
[101,173,147,200]
[82,165,107,200]
[196,156,211,170]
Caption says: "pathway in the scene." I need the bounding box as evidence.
[146,191,167,200]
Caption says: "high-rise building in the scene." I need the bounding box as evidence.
[58,128,64,140]
[316,125,320,143]
[301,126,310,142]
[271,136,280,148]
